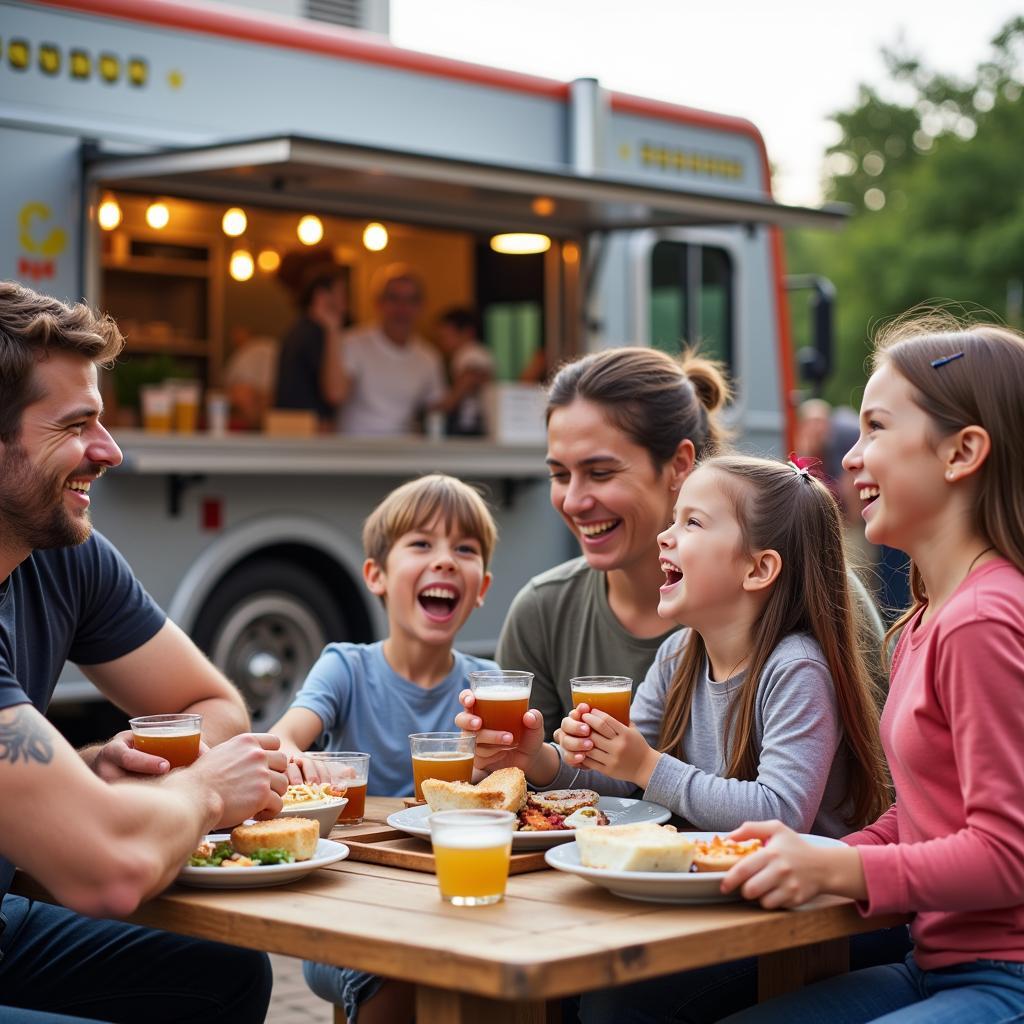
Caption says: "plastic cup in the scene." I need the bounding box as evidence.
[570,676,633,725]
[307,752,370,824]
[409,732,476,801]
[129,713,202,768]
[140,384,172,433]
[171,379,201,433]
[468,670,533,746]
[429,809,516,906]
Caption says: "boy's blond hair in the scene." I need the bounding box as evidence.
[362,474,497,569]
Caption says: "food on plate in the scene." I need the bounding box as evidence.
[421,766,527,814]
[518,789,609,832]
[691,835,763,872]
[423,769,612,832]
[230,817,319,862]
[189,839,295,868]
[282,781,347,807]
[574,822,697,872]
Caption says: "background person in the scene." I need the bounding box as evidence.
[432,306,494,436]
[274,260,348,430]
[323,265,446,436]
[0,280,288,1023]
[224,324,279,430]
[719,318,1024,1024]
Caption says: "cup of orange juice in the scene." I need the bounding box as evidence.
[409,732,475,801]
[570,676,633,725]
[429,809,516,906]
[308,752,370,824]
[468,670,533,746]
[129,713,202,767]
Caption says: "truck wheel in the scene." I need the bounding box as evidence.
[192,560,349,730]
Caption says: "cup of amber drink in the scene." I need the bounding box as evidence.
[429,809,516,906]
[409,732,476,801]
[570,676,633,725]
[468,671,533,746]
[129,713,202,768]
[308,752,370,824]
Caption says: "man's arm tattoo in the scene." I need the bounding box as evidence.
[0,706,54,765]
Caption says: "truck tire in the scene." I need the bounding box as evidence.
[192,559,349,730]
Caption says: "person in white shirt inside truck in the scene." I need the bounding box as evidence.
[323,264,446,436]
[0,281,290,1024]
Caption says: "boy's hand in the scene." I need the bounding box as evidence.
[560,705,659,788]
[456,689,544,773]
[720,821,867,908]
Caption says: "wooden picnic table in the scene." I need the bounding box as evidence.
[15,798,908,1023]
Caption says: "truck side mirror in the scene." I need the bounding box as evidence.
[786,275,835,396]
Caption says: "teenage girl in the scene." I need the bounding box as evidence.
[719,319,1024,1024]
[459,453,902,1022]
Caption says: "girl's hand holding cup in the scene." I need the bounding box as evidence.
[559,704,660,787]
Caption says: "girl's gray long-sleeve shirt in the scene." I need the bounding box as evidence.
[546,630,852,838]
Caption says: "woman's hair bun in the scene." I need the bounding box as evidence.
[680,350,731,414]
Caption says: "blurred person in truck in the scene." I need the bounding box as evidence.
[0,280,289,1023]
[432,306,494,437]
[274,260,349,429]
[224,323,279,430]
[323,264,446,436]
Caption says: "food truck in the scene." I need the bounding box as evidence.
[1,0,845,728]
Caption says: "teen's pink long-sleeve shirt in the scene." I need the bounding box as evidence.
[844,558,1024,969]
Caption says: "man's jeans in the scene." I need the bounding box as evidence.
[719,951,1024,1024]
[0,894,272,1023]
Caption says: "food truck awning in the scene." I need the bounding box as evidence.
[86,135,848,234]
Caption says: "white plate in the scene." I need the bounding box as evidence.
[545,831,846,904]
[177,836,349,889]
[388,797,671,851]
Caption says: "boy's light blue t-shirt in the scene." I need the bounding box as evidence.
[290,641,497,797]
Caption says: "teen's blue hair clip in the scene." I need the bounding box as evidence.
[930,352,964,368]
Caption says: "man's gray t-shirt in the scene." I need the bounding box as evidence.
[546,629,853,838]
[496,558,677,740]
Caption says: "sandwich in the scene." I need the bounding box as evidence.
[574,822,697,872]
[231,817,319,862]
[421,766,527,814]
[691,836,762,872]
[518,789,608,831]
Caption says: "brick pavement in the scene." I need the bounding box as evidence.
[268,953,334,1024]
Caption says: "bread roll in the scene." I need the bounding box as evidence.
[692,837,762,872]
[231,817,319,861]
[422,766,527,813]
[574,822,696,872]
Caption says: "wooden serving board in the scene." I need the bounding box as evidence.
[337,825,548,874]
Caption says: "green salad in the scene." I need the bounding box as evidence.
[189,841,295,867]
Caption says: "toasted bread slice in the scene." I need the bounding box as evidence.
[422,766,527,813]
[231,817,319,861]
[574,822,695,872]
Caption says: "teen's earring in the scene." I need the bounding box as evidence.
[946,470,955,480]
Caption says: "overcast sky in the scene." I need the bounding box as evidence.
[390,0,1022,206]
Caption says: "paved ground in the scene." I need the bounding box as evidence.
[268,953,334,1024]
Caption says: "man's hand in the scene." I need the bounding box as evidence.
[89,729,209,782]
[190,733,289,828]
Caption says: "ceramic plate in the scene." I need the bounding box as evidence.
[177,836,349,889]
[388,797,672,851]
[545,831,846,903]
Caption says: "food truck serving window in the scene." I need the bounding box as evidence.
[650,241,734,373]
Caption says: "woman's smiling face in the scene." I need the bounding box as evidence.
[546,399,681,575]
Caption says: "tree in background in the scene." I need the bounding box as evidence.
[787,17,1024,407]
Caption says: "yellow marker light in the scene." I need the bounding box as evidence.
[257,248,281,273]
[97,198,122,231]
[99,53,120,83]
[490,233,551,255]
[9,40,30,71]
[297,215,324,246]
[39,44,61,76]
[221,207,247,237]
[531,197,555,217]
[70,49,91,79]
[128,57,148,87]
[145,201,170,230]
[229,250,255,282]
[362,222,388,252]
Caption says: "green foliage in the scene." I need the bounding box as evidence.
[788,17,1024,404]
